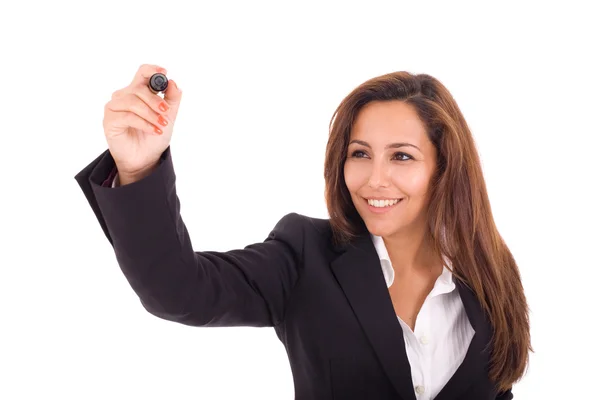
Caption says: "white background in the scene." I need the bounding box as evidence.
[1,1,598,398]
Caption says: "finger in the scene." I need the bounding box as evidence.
[163,78,182,107]
[107,93,170,132]
[130,64,167,86]
[108,110,165,136]
[130,83,171,116]
[111,87,127,100]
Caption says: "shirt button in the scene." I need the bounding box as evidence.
[419,336,429,345]
[415,385,425,395]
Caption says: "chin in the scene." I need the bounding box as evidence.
[363,219,400,238]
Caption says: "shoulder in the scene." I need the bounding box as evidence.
[267,212,334,251]
[272,212,332,234]
[270,212,333,239]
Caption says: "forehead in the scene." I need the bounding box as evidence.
[350,100,428,143]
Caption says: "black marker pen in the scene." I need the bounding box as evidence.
[148,73,169,94]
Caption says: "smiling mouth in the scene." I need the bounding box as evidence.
[364,198,404,208]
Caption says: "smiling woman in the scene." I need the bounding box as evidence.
[344,101,437,233]
[324,72,532,397]
[76,66,530,400]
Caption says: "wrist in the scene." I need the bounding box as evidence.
[117,162,159,186]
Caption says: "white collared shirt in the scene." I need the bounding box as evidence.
[371,234,475,400]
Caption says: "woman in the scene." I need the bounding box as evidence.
[75,65,531,400]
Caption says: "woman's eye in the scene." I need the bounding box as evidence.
[394,152,412,161]
[351,150,367,158]
[349,150,412,161]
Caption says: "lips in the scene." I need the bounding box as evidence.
[364,197,404,213]
[365,198,403,207]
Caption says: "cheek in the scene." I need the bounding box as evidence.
[343,162,368,193]
[391,170,430,195]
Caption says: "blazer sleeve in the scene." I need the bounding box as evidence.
[74,147,304,328]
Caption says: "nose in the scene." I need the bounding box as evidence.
[367,162,390,189]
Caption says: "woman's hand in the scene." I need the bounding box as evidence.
[102,64,183,184]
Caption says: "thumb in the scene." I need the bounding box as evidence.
[164,78,182,107]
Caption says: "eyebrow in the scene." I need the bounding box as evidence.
[349,139,421,152]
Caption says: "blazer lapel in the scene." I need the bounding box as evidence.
[329,229,492,400]
[433,279,492,400]
[330,231,417,400]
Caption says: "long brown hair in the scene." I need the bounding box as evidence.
[324,71,531,391]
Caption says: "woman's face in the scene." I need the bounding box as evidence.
[343,100,438,239]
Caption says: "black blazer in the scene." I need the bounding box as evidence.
[75,147,513,400]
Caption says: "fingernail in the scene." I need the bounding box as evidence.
[159,101,169,112]
[154,126,163,134]
[158,115,169,126]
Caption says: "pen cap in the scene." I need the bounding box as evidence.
[149,73,169,94]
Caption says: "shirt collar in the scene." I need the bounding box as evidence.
[370,233,456,296]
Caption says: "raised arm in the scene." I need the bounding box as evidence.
[75,147,304,328]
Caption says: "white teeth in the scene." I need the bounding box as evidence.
[367,199,401,207]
